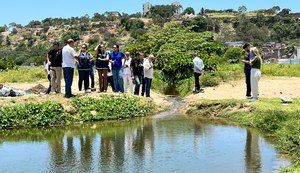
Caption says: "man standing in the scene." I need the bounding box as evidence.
[131,52,144,96]
[192,53,204,94]
[62,39,77,98]
[109,44,125,93]
[242,43,253,99]
[47,42,62,94]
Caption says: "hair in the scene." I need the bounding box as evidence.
[67,39,74,44]
[243,43,250,49]
[81,43,88,49]
[53,41,59,46]
[251,47,260,57]
[113,44,119,49]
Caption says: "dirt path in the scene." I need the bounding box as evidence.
[1,76,299,110]
[183,76,300,103]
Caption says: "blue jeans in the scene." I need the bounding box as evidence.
[90,68,95,89]
[78,70,89,91]
[63,67,74,97]
[112,68,124,93]
[145,77,152,97]
[134,75,145,96]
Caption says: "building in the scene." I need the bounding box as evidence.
[171,1,182,16]
[143,2,152,16]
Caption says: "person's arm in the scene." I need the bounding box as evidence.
[194,59,203,72]
[144,59,152,71]
[47,51,51,65]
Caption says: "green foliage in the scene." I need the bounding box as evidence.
[0,101,68,129]
[0,26,5,32]
[62,30,80,43]
[71,95,154,121]
[182,7,195,15]
[149,5,178,25]
[223,47,244,63]
[0,68,45,83]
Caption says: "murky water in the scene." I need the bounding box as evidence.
[0,116,290,173]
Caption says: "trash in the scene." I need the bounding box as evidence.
[280,97,293,104]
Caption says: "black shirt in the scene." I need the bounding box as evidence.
[130,58,144,76]
[48,49,62,67]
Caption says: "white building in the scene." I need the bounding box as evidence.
[172,1,182,16]
[143,2,152,16]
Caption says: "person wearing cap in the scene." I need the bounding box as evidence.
[95,44,109,92]
[62,39,77,98]
[192,53,204,94]
[109,44,125,93]
[47,41,62,94]
[143,54,155,98]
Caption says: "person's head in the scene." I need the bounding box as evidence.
[112,44,119,53]
[67,39,75,48]
[192,52,197,57]
[251,47,260,57]
[125,52,130,59]
[148,54,155,62]
[53,42,59,50]
[139,52,144,59]
[0,84,3,89]
[81,43,88,52]
[243,43,251,52]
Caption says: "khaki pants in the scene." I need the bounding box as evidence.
[50,67,62,93]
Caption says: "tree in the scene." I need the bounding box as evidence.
[182,7,195,15]
[149,5,177,25]
[62,31,80,44]
[223,48,244,63]
[238,5,247,14]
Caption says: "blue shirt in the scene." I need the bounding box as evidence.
[110,51,125,69]
[244,52,254,74]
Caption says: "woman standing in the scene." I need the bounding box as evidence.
[242,47,262,102]
[77,43,93,93]
[122,52,133,93]
[143,54,155,98]
[95,44,109,92]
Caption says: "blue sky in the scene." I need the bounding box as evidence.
[1,0,299,26]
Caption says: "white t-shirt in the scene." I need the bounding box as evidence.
[122,58,132,75]
[45,63,50,75]
[62,45,76,68]
[193,56,204,73]
[143,58,154,79]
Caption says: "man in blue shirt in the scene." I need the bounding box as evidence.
[109,44,125,93]
[242,43,254,98]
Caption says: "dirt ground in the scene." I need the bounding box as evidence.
[183,76,300,103]
[1,76,299,109]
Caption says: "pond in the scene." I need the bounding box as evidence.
[0,115,290,173]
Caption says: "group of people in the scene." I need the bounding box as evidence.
[46,39,155,98]
[242,43,263,102]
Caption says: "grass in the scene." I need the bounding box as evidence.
[0,67,46,83]
[186,98,300,172]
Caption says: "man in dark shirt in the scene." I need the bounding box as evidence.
[242,43,253,98]
[131,52,145,96]
[47,42,63,94]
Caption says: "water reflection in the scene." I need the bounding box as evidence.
[0,117,290,173]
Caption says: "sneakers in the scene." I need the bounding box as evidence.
[246,96,253,99]
[85,89,91,93]
[250,98,259,102]
[91,88,96,92]
[193,89,204,94]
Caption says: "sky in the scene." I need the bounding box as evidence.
[1,0,299,26]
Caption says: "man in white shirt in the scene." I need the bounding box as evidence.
[62,39,77,98]
[192,53,204,94]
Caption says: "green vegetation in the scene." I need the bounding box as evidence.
[186,99,300,172]
[0,67,45,83]
[0,95,155,129]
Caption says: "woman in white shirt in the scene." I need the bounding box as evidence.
[122,52,133,93]
[143,54,155,98]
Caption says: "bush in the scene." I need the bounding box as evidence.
[71,95,155,121]
[0,101,69,129]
